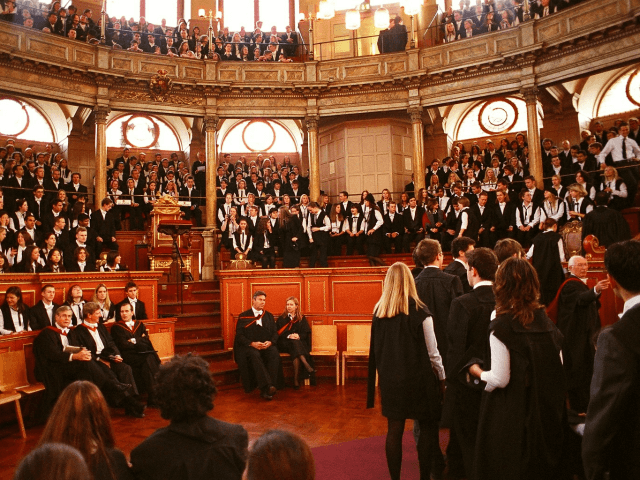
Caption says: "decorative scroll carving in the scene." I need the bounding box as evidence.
[583,234,606,261]
[149,69,173,102]
[408,107,423,124]
[305,116,319,132]
[112,89,204,106]
[150,194,182,216]
[204,115,219,132]
[93,106,111,124]
[520,86,540,105]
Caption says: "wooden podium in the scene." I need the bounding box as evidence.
[147,195,194,281]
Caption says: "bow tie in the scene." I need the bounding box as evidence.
[125,321,135,329]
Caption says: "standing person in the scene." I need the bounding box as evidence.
[234,291,282,400]
[582,240,640,480]
[307,201,330,268]
[469,258,567,480]
[276,296,315,389]
[367,262,445,480]
[279,206,302,268]
[363,194,385,266]
[526,218,565,306]
[131,354,248,480]
[38,381,134,480]
[444,237,475,294]
[445,248,499,479]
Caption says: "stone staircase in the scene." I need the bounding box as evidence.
[157,280,239,386]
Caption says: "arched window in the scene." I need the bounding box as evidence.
[220,120,299,153]
[0,97,54,142]
[597,68,640,118]
[107,0,179,27]
[455,97,540,141]
[106,114,181,151]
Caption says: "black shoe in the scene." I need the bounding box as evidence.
[267,385,277,396]
[293,384,300,390]
[260,392,273,401]
[309,370,317,386]
[125,405,146,418]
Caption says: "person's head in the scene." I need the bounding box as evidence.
[566,255,589,280]
[245,430,315,480]
[14,443,90,480]
[48,248,62,265]
[541,217,558,232]
[493,238,523,262]
[605,240,640,297]
[82,302,101,324]
[568,183,587,199]
[155,354,217,422]
[252,290,266,310]
[494,257,541,326]
[38,381,115,472]
[466,247,499,287]
[284,296,300,319]
[451,236,475,261]
[74,226,87,244]
[414,239,443,267]
[119,302,134,322]
[4,285,23,310]
[124,282,138,299]
[374,262,425,318]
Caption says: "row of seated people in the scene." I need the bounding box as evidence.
[2,1,299,61]
[12,281,157,418]
[440,0,586,42]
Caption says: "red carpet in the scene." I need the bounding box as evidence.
[312,430,449,480]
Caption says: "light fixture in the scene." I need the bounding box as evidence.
[345,8,361,30]
[374,6,390,29]
[198,8,205,17]
[318,1,335,20]
[402,0,422,16]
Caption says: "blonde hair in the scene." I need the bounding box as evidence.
[373,262,425,318]
[282,296,302,322]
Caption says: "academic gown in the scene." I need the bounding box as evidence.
[233,309,283,392]
[530,231,565,306]
[555,276,600,413]
[581,206,631,248]
[275,314,313,365]
[444,260,471,294]
[474,310,567,480]
[366,301,441,421]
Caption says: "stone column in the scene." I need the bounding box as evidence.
[93,106,110,212]
[409,107,426,192]
[306,116,320,202]
[202,115,219,280]
[521,86,543,189]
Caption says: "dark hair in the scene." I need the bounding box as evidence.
[124,281,137,291]
[246,430,315,480]
[155,354,217,422]
[105,250,120,267]
[466,247,499,282]
[605,240,640,294]
[14,443,90,480]
[540,218,557,231]
[414,239,441,265]
[253,290,267,299]
[3,286,26,313]
[594,191,610,206]
[494,257,541,326]
[38,381,116,477]
[451,237,475,258]
[494,238,523,263]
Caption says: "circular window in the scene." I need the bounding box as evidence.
[0,99,29,137]
[478,98,519,135]
[123,115,160,149]
[242,120,276,152]
[626,70,640,107]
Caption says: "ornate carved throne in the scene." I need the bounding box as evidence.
[147,195,193,280]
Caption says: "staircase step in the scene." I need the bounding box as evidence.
[175,338,224,354]
[175,325,222,341]
[158,300,220,315]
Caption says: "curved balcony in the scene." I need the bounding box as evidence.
[0,0,637,117]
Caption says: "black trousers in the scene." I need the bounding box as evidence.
[122,352,160,398]
[309,241,328,267]
[403,232,424,253]
[244,346,280,390]
[384,233,403,253]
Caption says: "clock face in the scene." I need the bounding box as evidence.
[242,120,276,152]
[124,115,160,149]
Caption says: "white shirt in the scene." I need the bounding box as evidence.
[71,301,84,324]
[598,135,640,164]
[251,307,264,327]
[0,308,28,334]
[422,316,446,380]
[84,322,105,355]
[43,301,55,323]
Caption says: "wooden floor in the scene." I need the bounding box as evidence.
[0,380,391,480]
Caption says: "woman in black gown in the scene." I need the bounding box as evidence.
[276,296,315,389]
[367,262,445,480]
[279,206,302,268]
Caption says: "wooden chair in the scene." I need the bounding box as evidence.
[309,325,340,385]
[0,350,45,438]
[342,324,374,385]
[148,332,175,363]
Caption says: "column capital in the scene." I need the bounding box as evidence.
[305,116,319,132]
[520,86,540,104]
[408,107,423,124]
[93,106,110,124]
[204,115,220,132]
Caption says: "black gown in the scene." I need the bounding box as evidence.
[275,313,313,363]
[530,230,565,306]
[474,309,568,480]
[281,217,302,268]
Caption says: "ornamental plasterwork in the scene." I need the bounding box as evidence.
[112,89,205,106]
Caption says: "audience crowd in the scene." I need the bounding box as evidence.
[0,1,300,61]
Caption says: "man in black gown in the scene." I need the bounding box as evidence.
[234,291,281,400]
[446,248,498,479]
[581,192,631,248]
